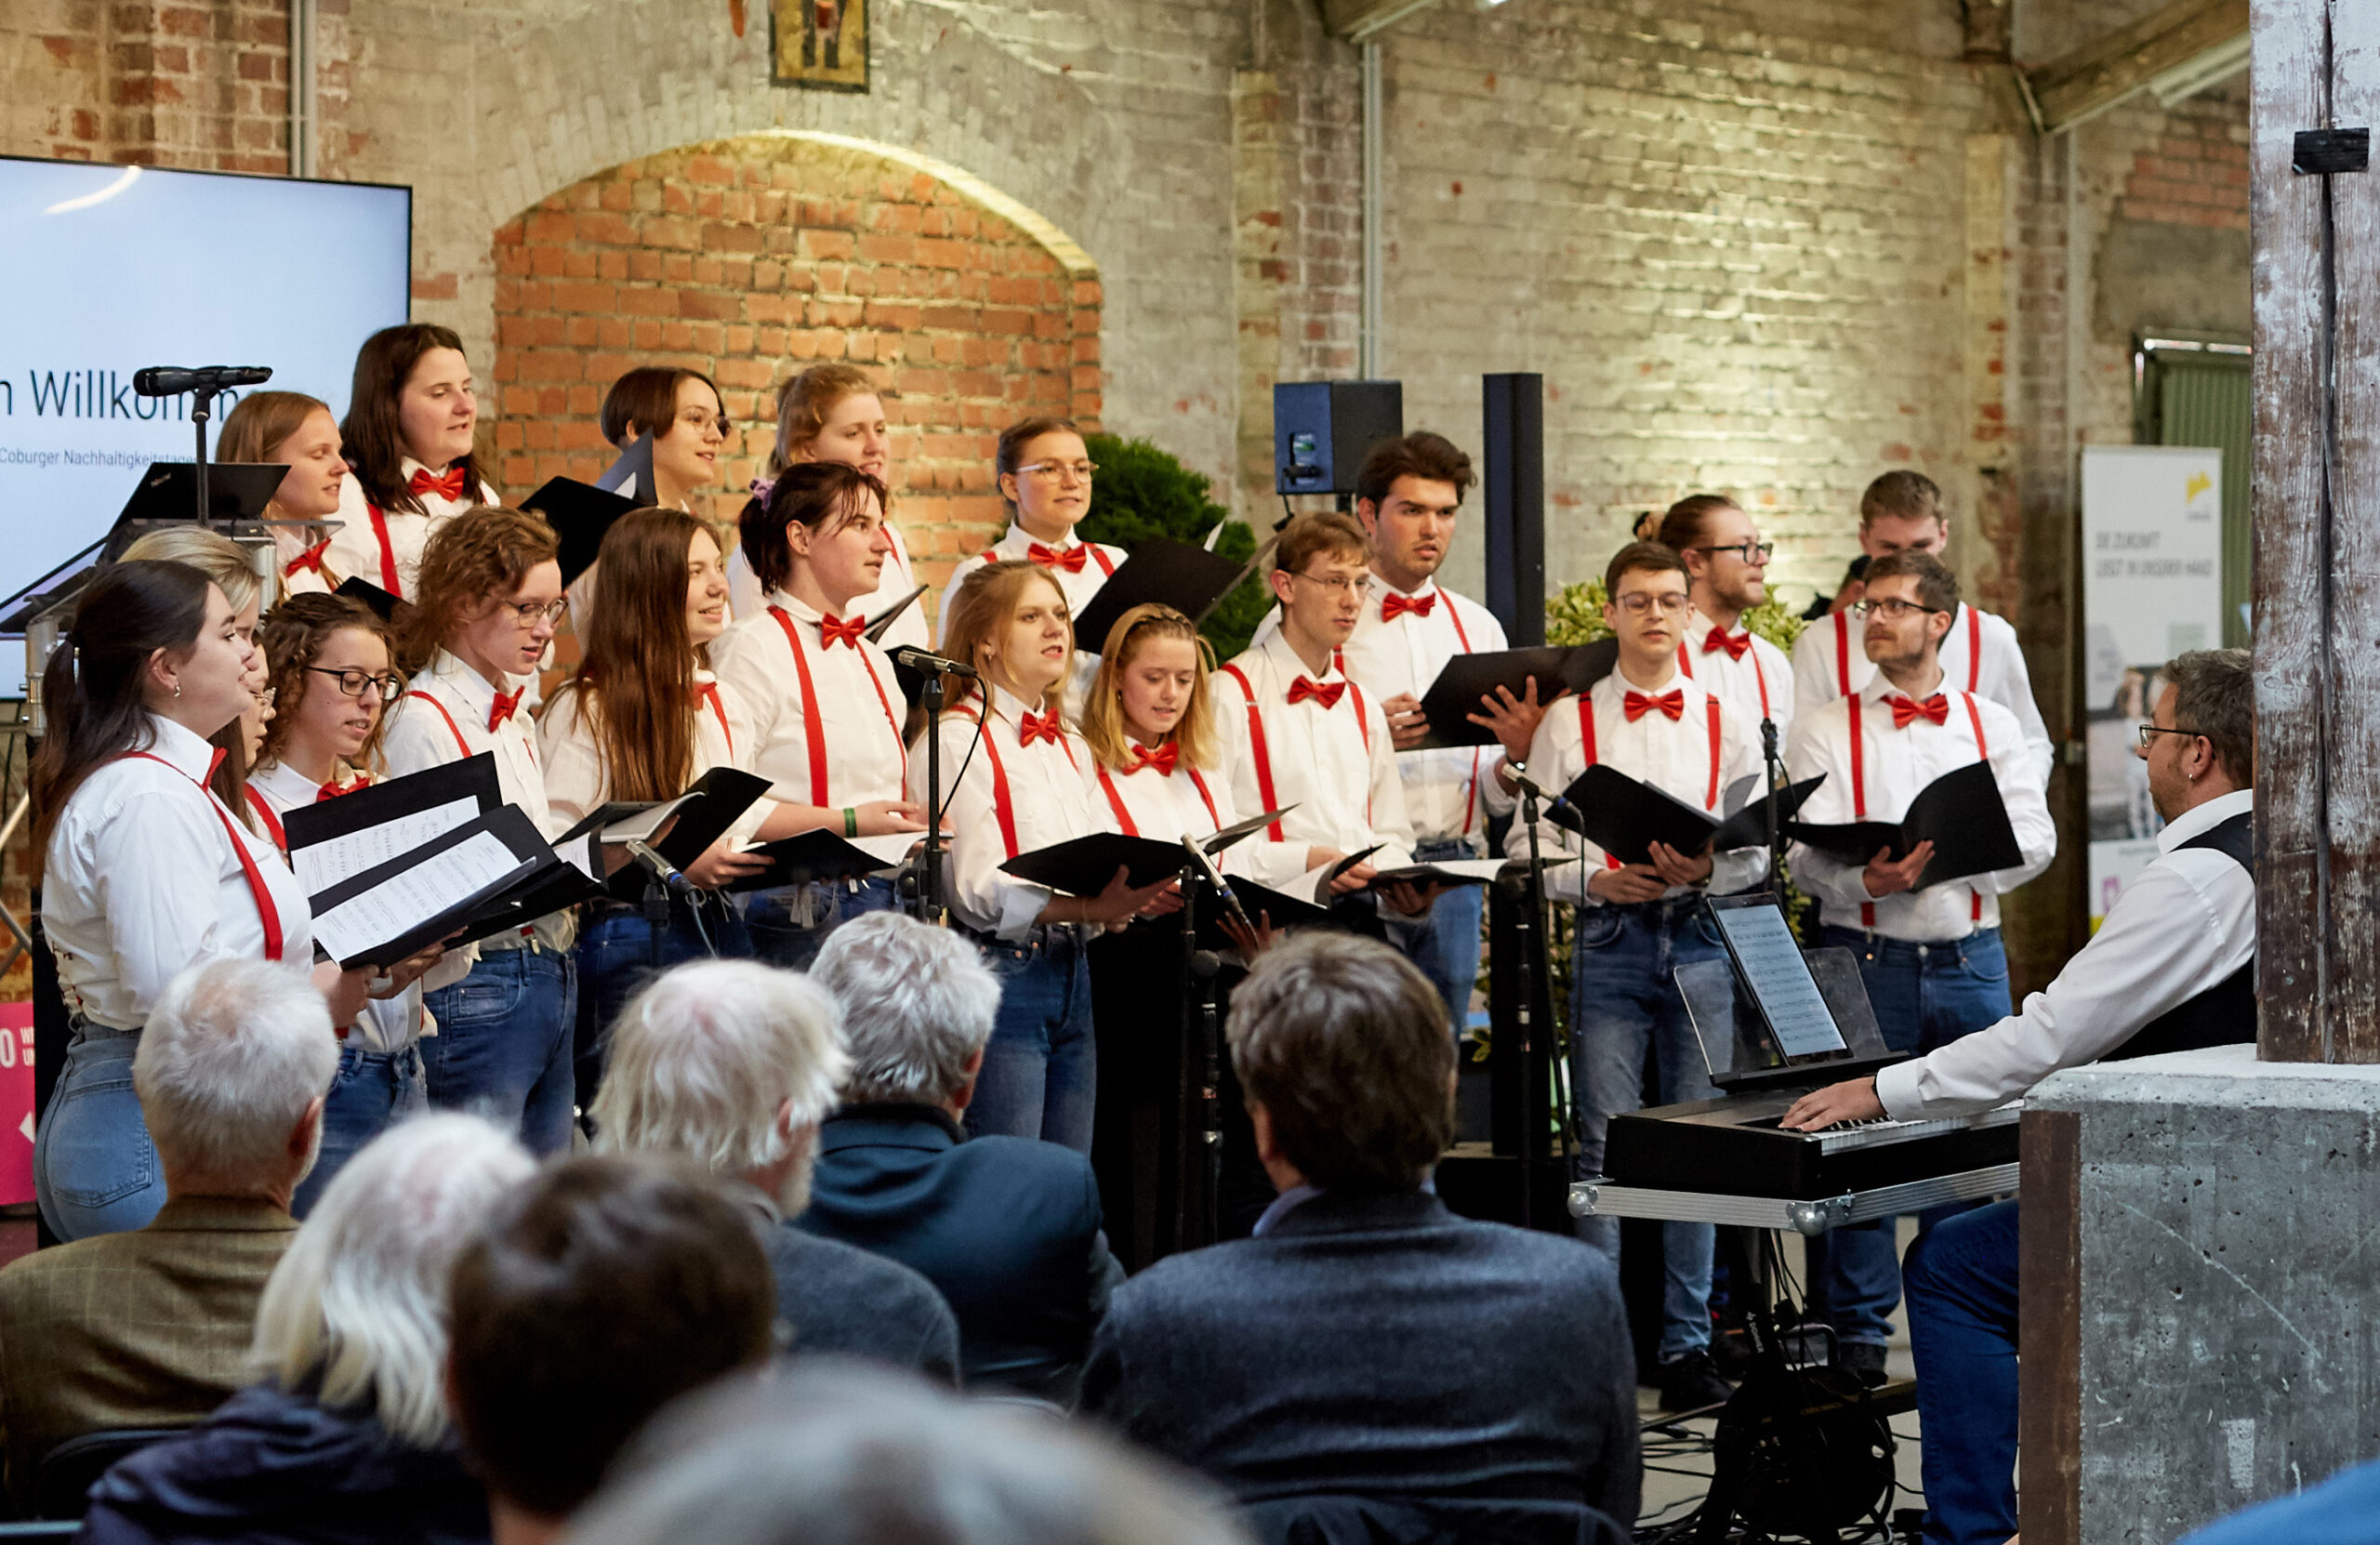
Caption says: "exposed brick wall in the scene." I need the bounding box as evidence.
[2119,92,2251,231]
[490,136,1101,598]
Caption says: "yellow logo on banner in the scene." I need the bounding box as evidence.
[2185,470,2214,504]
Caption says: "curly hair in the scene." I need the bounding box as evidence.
[256,592,394,772]
[398,508,558,673]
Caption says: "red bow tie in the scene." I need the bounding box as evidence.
[1381,590,1437,622]
[284,538,333,578]
[1026,542,1088,574]
[1890,693,1950,730]
[407,465,469,501]
[316,775,369,803]
[487,688,523,732]
[1018,710,1064,747]
[1287,676,1346,710]
[817,613,866,649]
[1702,627,1752,661]
[1623,689,1686,723]
[1127,741,1179,776]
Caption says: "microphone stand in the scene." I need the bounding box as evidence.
[190,384,223,525]
[1506,766,1563,1230]
[920,669,947,926]
[1178,838,1250,1249]
[1761,715,1786,896]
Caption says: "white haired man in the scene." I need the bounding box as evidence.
[806,912,1124,1403]
[590,959,960,1381]
[78,1114,535,1543]
[0,957,336,1509]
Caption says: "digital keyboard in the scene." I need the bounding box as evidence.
[1603,1089,2020,1201]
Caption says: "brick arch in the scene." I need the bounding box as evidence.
[490,131,1102,593]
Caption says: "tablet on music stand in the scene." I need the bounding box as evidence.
[1675,892,1896,1090]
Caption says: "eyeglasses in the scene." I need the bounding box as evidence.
[251,686,277,711]
[1849,598,1950,622]
[2136,724,2207,751]
[1286,571,1367,598]
[508,599,569,627]
[1697,541,1775,563]
[1018,460,1099,485]
[1612,592,1691,617]
[306,667,406,701]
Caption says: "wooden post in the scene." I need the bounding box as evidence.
[2253,0,2380,1063]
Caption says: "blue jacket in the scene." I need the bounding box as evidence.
[799,1103,1122,1403]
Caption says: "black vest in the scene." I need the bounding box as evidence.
[2104,810,2255,1061]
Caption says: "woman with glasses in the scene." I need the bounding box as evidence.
[383,508,578,1155]
[247,592,430,1213]
[599,367,730,515]
[936,416,1123,719]
[1656,494,1792,733]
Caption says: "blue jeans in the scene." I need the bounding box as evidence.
[968,930,1095,1153]
[745,877,898,971]
[1381,838,1486,1036]
[422,946,577,1157]
[34,1025,163,1241]
[293,1042,427,1218]
[1904,1198,2021,1545]
[575,898,754,1109]
[1569,896,1726,1362]
[1807,926,2013,1346]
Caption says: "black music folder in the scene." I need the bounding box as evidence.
[552,765,773,901]
[1413,640,1620,749]
[866,585,928,642]
[522,477,643,587]
[1787,759,2025,891]
[1068,536,1250,655]
[283,754,503,891]
[596,432,657,504]
[334,575,408,625]
[105,462,287,557]
[1190,874,1335,953]
[1555,766,1825,868]
[725,828,917,892]
[999,807,1296,898]
[306,805,584,969]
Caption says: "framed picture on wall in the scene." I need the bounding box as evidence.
[773,0,867,91]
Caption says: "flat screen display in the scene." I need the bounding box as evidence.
[0,156,411,691]
[1710,900,1848,1059]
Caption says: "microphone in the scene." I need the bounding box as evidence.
[624,839,697,896]
[1181,835,1255,934]
[1505,764,1583,835]
[132,365,273,396]
[888,644,979,680]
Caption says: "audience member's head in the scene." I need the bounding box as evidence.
[565,1364,1251,1545]
[590,960,852,1215]
[250,1114,533,1446]
[2145,646,2254,818]
[446,1155,775,1541]
[1227,933,1456,1195]
[810,911,998,1114]
[134,957,338,1208]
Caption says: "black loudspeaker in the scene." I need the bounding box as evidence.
[1274,380,1403,496]
[1483,373,1545,646]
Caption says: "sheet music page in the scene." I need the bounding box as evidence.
[1712,905,1846,1057]
[311,830,526,962]
[293,795,483,893]
[601,795,691,845]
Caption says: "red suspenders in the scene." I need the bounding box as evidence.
[123,753,284,961]
[1847,690,1991,928]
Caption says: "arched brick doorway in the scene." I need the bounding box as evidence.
[490,131,1102,598]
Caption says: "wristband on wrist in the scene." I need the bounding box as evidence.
[843,806,859,839]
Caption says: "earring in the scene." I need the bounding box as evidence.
[172,681,181,700]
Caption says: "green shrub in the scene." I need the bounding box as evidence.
[1075,432,1269,661]
[1545,577,1807,654]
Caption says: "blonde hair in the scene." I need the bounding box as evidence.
[767,363,879,475]
[118,525,261,617]
[936,561,1070,717]
[1081,604,1219,772]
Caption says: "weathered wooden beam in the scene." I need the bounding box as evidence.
[2027,0,2249,133]
[1318,0,1439,42]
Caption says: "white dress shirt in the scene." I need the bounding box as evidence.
[1255,575,1520,852]
[1874,787,2254,1119]
[1211,633,1417,890]
[936,523,1125,720]
[382,649,571,960]
[910,684,1114,941]
[293,459,497,600]
[248,759,421,1055]
[1084,745,1235,846]
[726,518,929,650]
[1792,602,2052,775]
[1784,675,2056,941]
[1675,606,1793,736]
[43,715,314,1030]
[708,592,909,812]
[537,668,744,832]
[1506,670,1765,905]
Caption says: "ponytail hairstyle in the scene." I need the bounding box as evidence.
[399,508,559,675]
[937,561,1071,718]
[257,593,396,773]
[738,462,887,600]
[117,527,265,826]
[762,363,878,481]
[1081,604,1219,772]
[31,561,215,879]
[564,508,707,803]
[342,324,493,517]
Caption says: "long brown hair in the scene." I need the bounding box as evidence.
[257,593,395,773]
[739,462,886,599]
[341,324,494,517]
[562,508,707,802]
[937,561,1070,718]
[31,561,214,878]
[399,508,559,674]
[1081,604,1219,772]
[218,390,330,469]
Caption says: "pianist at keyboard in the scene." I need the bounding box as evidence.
[1780,648,2255,1545]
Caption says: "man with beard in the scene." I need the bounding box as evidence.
[1658,494,1793,736]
